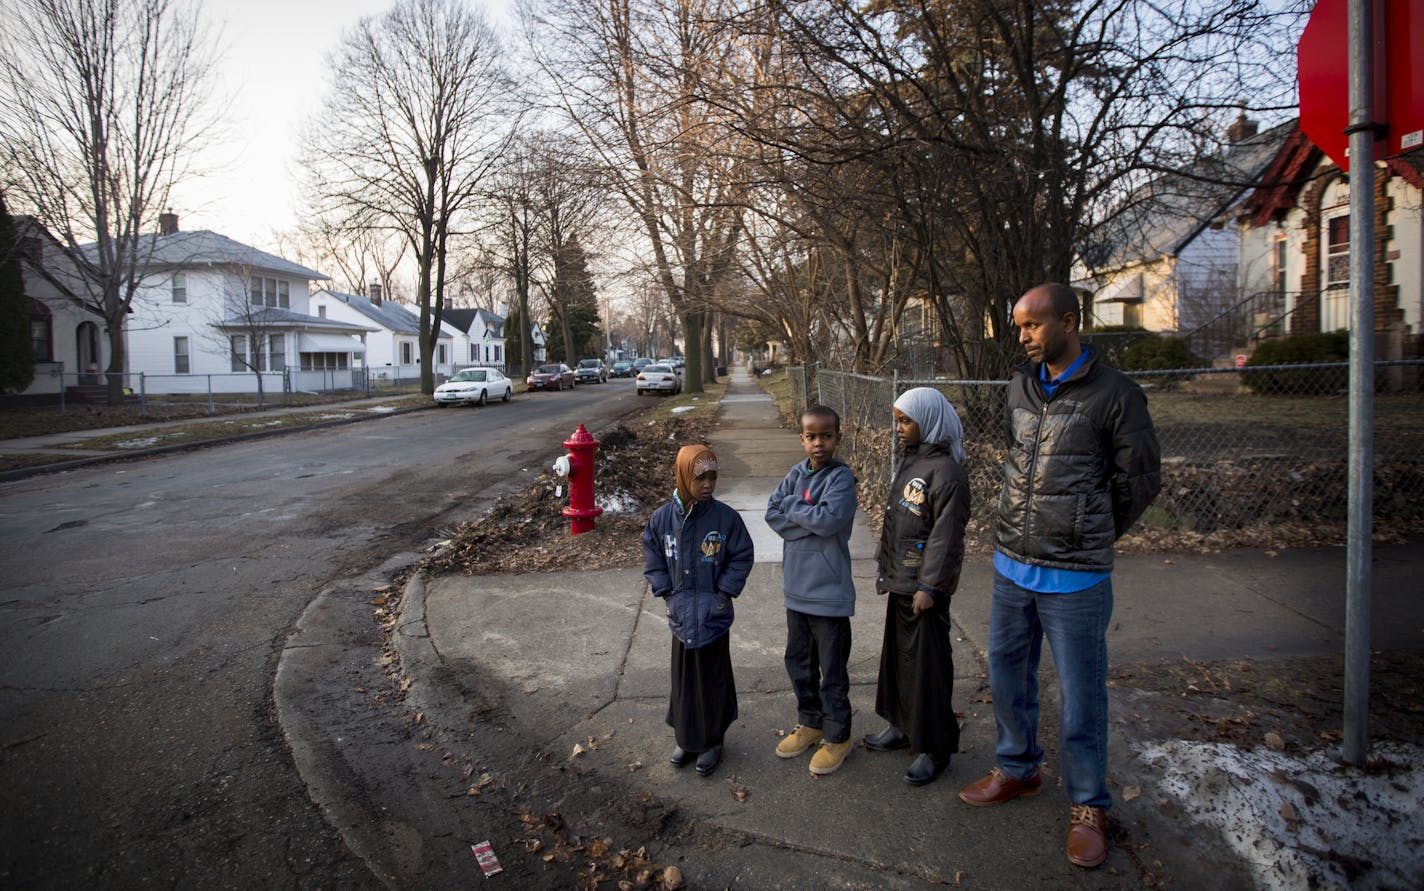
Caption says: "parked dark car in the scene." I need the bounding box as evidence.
[610,360,634,378]
[574,358,608,384]
[526,363,576,391]
[632,357,653,374]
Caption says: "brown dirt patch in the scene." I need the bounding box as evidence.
[421,415,716,577]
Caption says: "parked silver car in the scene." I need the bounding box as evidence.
[434,367,513,407]
[636,363,681,395]
[574,358,608,384]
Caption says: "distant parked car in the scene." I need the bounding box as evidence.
[527,363,576,391]
[434,367,513,407]
[632,357,653,373]
[636,363,681,396]
[667,355,686,369]
[610,360,634,378]
[574,358,608,384]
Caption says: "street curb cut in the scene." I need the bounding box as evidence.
[0,404,434,483]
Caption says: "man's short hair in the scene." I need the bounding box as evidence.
[801,404,840,432]
[1041,282,1081,328]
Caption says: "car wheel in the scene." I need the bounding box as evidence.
[478,390,487,407]
[502,387,511,402]
[558,379,564,391]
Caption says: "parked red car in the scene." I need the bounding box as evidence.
[526,363,576,391]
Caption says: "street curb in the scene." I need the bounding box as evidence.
[0,404,435,483]
[273,585,402,890]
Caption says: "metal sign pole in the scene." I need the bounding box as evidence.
[1342,0,1376,767]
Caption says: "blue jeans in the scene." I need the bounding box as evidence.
[989,570,1113,809]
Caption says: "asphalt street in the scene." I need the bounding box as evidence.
[0,380,641,888]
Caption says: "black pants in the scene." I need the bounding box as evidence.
[784,609,853,743]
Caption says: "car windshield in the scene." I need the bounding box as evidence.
[645,364,671,373]
[579,360,600,368]
[613,362,630,369]
[449,369,486,382]
[535,365,562,374]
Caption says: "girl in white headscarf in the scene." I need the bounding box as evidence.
[862,387,972,786]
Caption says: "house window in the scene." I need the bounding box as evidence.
[31,318,53,362]
[1272,238,1288,294]
[231,335,247,372]
[300,352,349,371]
[172,271,187,303]
[438,344,447,365]
[248,277,289,308]
[174,337,190,374]
[484,345,490,363]
[401,342,414,364]
[269,333,285,371]
[318,305,327,318]
[1322,212,1350,331]
[469,343,476,362]
[494,345,501,363]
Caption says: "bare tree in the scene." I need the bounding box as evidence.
[0,0,217,402]
[528,0,752,393]
[274,217,407,301]
[305,0,516,394]
[483,140,542,376]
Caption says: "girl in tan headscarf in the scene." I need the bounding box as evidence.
[642,444,755,777]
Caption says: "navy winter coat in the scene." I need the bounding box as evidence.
[642,495,755,649]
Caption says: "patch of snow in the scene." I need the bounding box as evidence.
[1135,739,1424,890]
[596,489,641,513]
[318,413,356,421]
[247,420,282,428]
[366,406,397,413]
[116,436,163,449]
[670,405,696,414]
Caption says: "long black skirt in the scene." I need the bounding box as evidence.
[874,592,959,758]
[666,632,737,752]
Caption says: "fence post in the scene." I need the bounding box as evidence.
[814,363,823,405]
[139,373,147,418]
[800,365,809,409]
[59,371,67,413]
[207,375,214,414]
[890,369,899,485]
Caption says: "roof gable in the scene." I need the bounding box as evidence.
[83,230,327,280]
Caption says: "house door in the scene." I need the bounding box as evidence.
[76,322,101,382]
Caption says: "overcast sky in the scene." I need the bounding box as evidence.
[178,0,516,248]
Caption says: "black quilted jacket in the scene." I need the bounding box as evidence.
[994,346,1162,572]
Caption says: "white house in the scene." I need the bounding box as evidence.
[13,216,108,398]
[1236,124,1422,364]
[310,287,456,382]
[1075,116,1292,358]
[442,307,507,370]
[117,215,371,394]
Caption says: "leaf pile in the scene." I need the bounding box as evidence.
[422,415,715,577]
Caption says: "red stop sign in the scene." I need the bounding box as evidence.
[1298,0,1424,171]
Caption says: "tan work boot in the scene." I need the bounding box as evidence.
[808,739,853,775]
[776,724,823,758]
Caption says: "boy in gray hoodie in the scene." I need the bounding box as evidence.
[764,405,859,776]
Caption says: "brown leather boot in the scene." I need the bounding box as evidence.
[1066,805,1108,867]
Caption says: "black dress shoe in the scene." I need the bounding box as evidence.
[695,745,722,776]
[863,725,910,751]
[669,745,693,767]
[904,753,948,786]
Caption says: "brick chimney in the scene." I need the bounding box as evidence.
[159,211,179,235]
[1227,111,1259,143]
[368,282,383,306]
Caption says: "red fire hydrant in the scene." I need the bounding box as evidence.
[554,423,603,535]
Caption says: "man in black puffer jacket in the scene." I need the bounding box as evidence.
[958,283,1160,871]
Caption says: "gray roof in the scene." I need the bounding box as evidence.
[83,230,327,280]
[441,307,506,336]
[214,306,376,334]
[1087,121,1294,272]
[319,290,426,335]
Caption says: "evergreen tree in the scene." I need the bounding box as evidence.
[0,194,35,393]
[544,237,602,362]
[503,301,527,373]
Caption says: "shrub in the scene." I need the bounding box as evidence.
[1242,331,1350,395]
[1081,326,1152,369]
[1121,335,1204,389]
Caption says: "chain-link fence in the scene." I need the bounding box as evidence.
[785,362,1424,545]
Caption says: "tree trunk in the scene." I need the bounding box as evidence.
[104,318,126,404]
[701,310,715,384]
[681,311,704,395]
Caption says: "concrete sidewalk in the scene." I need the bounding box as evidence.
[398,364,1424,888]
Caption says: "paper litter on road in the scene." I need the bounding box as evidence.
[471,841,503,877]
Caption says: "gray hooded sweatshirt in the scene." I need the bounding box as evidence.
[764,457,858,617]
